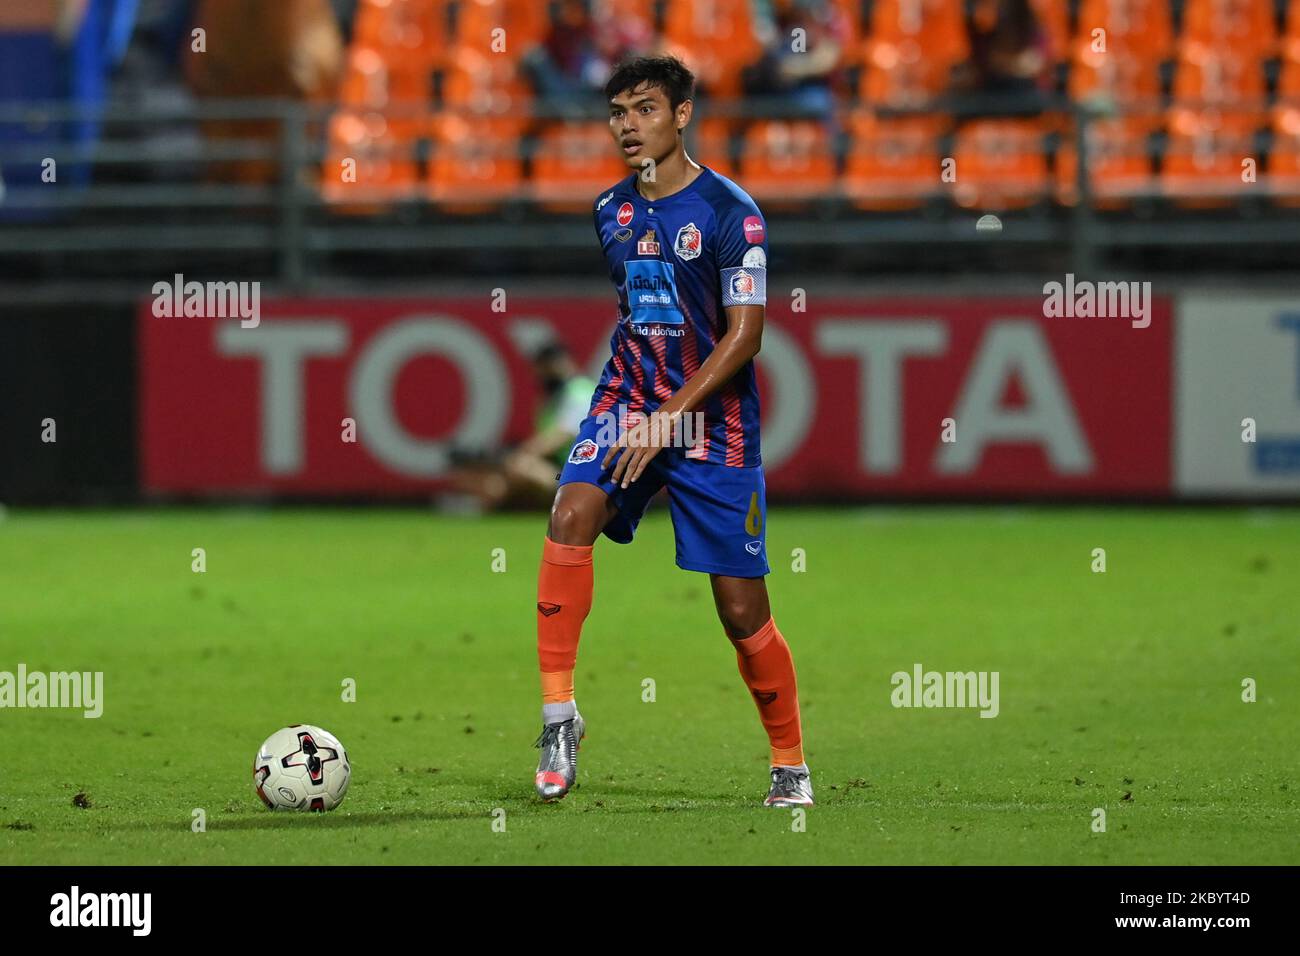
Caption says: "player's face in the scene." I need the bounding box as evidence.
[607,83,685,170]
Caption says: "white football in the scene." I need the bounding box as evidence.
[253,724,351,811]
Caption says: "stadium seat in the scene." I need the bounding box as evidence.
[1171,45,1268,128]
[663,0,761,97]
[866,0,969,67]
[950,117,1050,209]
[428,112,525,211]
[1073,0,1173,61]
[860,37,956,108]
[530,122,628,212]
[843,110,947,210]
[1265,105,1300,206]
[454,0,549,57]
[1160,107,1259,207]
[1180,0,1277,59]
[1055,117,1155,207]
[353,0,447,70]
[322,111,421,212]
[737,120,837,205]
[1068,39,1163,131]
[687,116,737,179]
[441,45,532,139]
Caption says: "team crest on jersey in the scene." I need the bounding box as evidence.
[674,222,702,261]
[616,202,634,226]
[636,229,660,256]
[568,439,599,464]
[729,269,756,302]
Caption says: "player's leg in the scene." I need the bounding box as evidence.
[710,573,813,807]
[665,455,813,806]
[533,481,615,800]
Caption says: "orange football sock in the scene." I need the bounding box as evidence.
[537,537,593,716]
[730,616,805,767]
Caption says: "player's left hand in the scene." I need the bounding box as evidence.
[603,409,678,489]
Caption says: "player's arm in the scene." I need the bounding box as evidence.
[604,304,763,486]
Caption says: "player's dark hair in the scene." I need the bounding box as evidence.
[603,55,696,111]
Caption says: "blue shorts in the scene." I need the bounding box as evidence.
[557,414,770,578]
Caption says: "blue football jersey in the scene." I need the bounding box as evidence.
[589,166,768,468]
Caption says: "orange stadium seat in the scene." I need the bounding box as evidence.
[1288,0,1300,63]
[1278,46,1300,102]
[338,46,430,137]
[1055,117,1154,207]
[455,0,549,57]
[1161,107,1259,207]
[441,45,532,138]
[1266,105,1300,205]
[353,0,447,70]
[688,117,737,179]
[427,113,524,212]
[843,110,946,210]
[831,0,867,67]
[1180,0,1277,59]
[1068,39,1163,130]
[860,38,955,107]
[737,120,837,205]
[950,117,1050,209]
[1073,0,1173,61]
[866,0,969,67]
[1172,46,1268,128]
[530,122,628,212]
[663,0,762,97]
[322,111,421,212]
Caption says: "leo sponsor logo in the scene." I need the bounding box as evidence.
[616,201,634,226]
[742,215,765,244]
[674,222,702,261]
[568,438,599,464]
[636,229,660,256]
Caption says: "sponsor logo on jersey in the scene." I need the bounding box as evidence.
[742,246,766,268]
[596,191,614,211]
[674,222,702,261]
[616,201,634,226]
[537,602,562,617]
[745,540,763,555]
[568,438,599,464]
[614,227,633,242]
[623,259,685,325]
[636,228,660,256]
[729,269,756,302]
[743,215,765,244]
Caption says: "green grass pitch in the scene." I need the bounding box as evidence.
[0,506,1296,865]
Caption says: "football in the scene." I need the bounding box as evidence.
[252,725,351,812]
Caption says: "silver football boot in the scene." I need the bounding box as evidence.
[764,765,814,807]
[533,712,586,801]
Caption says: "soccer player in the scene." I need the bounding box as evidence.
[531,56,812,808]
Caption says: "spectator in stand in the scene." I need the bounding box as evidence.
[521,0,652,118]
[949,0,1052,119]
[742,0,848,128]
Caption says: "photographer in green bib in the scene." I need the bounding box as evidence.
[443,342,596,512]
